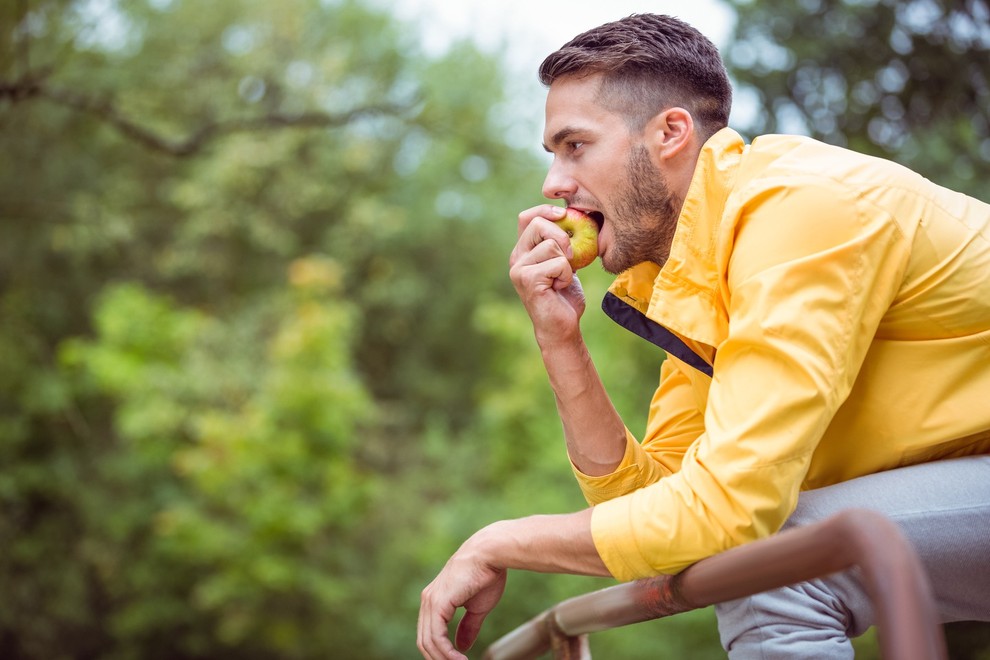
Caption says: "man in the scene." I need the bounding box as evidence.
[418,13,990,660]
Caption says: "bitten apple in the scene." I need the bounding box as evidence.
[554,207,600,270]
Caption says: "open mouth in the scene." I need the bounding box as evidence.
[587,211,605,232]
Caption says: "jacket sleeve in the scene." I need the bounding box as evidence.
[572,356,706,506]
[589,179,911,580]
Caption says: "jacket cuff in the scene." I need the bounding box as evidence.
[590,495,655,581]
[571,429,649,506]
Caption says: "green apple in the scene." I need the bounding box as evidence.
[554,207,600,270]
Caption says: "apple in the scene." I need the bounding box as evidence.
[554,207,600,270]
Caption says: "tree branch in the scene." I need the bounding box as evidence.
[1,76,417,157]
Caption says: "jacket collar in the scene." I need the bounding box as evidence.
[604,128,745,372]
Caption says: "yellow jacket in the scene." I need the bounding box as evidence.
[581,128,990,580]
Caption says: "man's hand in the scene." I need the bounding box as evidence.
[510,204,587,345]
[417,512,608,659]
[418,535,507,659]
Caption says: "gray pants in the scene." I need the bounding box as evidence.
[715,455,990,659]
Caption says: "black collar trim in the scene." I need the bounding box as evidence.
[602,291,714,377]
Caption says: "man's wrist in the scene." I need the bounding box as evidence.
[461,521,515,571]
[467,512,609,577]
[538,334,591,372]
[534,323,584,354]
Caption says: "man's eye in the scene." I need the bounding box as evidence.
[568,141,584,152]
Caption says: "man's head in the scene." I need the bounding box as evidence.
[539,13,731,142]
[538,14,731,274]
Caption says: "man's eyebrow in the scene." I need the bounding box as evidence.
[542,127,581,153]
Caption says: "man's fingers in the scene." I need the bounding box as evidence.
[416,532,507,659]
[454,611,485,653]
[517,204,566,237]
[418,585,467,660]
[510,217,572,268]
[454,566,508,653]
[510,248,574,295]
[514,236,570,270]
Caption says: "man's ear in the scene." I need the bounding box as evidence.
[645,107,695,161]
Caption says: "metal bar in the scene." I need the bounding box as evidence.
[547,621,589,660]
[482,508,946,660]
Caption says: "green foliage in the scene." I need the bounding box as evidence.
[0,0,679,657]
[725,0,990,200]
[59,276,376,656]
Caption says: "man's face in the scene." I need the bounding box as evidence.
[542,74,681,274]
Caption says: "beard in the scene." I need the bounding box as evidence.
[600,145,682,275]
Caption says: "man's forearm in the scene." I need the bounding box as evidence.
[468,509,611,577]
[540,337,628,476]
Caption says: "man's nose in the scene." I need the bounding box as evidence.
[541,160,578,200]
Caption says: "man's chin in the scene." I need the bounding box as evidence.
[600,249,633,275]
[600,256,626,276]
[601,252,668,275]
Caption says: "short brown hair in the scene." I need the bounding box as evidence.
[539,14,732,140]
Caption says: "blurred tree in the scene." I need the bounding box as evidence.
[59,274,377,657]
[1,0,680,658]
[724,0,990,200]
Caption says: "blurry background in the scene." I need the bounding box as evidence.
[1,0,988,657]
